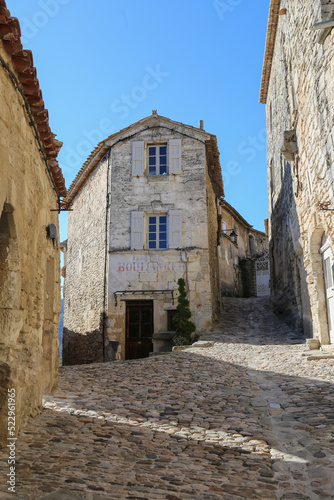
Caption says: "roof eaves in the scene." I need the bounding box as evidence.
[64,115,224,205]
[63,140,109,207]
[220,200,253,229]
[205,135,224,198]
[259,0,281,104]
[0,1,66,196]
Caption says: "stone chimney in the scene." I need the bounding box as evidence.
[198,120,204,130]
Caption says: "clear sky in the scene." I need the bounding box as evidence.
[7,0,270,239]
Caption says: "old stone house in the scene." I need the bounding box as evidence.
[219,200,269,298]
[0,2,66,447]
[260,0,334,343]
[62,113,224,364]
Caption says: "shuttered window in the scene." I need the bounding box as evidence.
[132,141,144,176]
[168,210,182,249]
[132,139,181,177]
[168,139,181,175]
[130,211,144,249]
[130,210,182,250]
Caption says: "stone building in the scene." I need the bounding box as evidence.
[62,113,224,364]
[260,0,334,343]
[0,2,66,447]
[219,200,269,298]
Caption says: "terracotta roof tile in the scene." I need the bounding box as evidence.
[62,115,224,207]
[0,2,66,196]
[259,0,281,104]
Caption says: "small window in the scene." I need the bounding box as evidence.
[167,310,177,331]
[148,145,167,176]
[148,215,167,249]
[222,221,227,234]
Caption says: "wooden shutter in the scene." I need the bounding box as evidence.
[168,139,181,174]
[168,210,182,248]
[132,141,144,176]
[131,211,144,249]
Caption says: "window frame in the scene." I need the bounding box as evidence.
[147,142,168,176]
[147,213,168,250]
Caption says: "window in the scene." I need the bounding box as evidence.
[148,215,167,249]
[130,210,182,250]
[131,139,181,177]
[148,145,167,176]
[222,221,227,234]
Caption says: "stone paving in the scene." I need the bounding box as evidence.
[1,297,334,500]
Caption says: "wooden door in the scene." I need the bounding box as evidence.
[322,246,334,344]
[126,301,153,359]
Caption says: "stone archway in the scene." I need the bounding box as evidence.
[0,202,21,445]
[0,203,20,315]
[310,226,330,345]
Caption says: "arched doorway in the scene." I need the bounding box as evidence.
[320,234,334,344]
[310,226,331,345]
[0,203,20,332]
[0,203,20,444]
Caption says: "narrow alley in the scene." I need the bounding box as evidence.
[1,298,334,500]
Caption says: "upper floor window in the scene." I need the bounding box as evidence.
[148,215,167,248]
[131,210,182,250]
[131,139,181,177]
[148,145,167,176]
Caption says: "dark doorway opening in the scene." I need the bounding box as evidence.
[126,301,153,360]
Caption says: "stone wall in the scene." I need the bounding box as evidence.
[0,40,61,446]
[105,119,219,359]
[205,159,221,322]
[63,157,108,365]
[64,116,222,362]
[264,0,334,341]
[219,202,268,297]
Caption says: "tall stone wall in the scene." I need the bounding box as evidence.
[63,157,108,365]
[0,41,61,446]
[265,0,334,340]
[64,116,222,362]
[105,121,218,359]
[219,204,268,297]
[205,158,221,321]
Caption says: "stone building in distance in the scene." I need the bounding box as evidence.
[0,1,66,447]
[260,1,334,344]
[219,201,269,298]
[62,113,224,364]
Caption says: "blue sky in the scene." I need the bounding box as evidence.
[7,0,270,237]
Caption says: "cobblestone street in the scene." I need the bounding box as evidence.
[1,297,334,500]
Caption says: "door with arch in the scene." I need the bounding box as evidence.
[320,238,334,344]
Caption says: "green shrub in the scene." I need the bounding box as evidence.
[172,278,196,346]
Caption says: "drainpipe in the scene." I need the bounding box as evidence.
[102,150,111,361]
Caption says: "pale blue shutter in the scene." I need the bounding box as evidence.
[168,210,182,248]
[132,141,144,176]
[131,211,144,249]
[168,139,181,174]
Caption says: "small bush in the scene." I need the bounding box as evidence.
[172,278,196,346]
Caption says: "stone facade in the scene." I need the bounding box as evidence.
[0,3,66,447]
[219,201,269,297]
[63,114,224,363]
[260,0,334,342]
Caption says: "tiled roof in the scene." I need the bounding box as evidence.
[0,0,66,196]
[63,114,224,207]
[220,200,267,237]
[259,0,281,104]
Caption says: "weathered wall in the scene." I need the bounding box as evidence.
[0,40,61,446]
[219,203,268,297]
[62,157,108,365]
[265,0,334,340]
[205,157,221,321]
[64,116,222,362]
[105,120,217,359]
